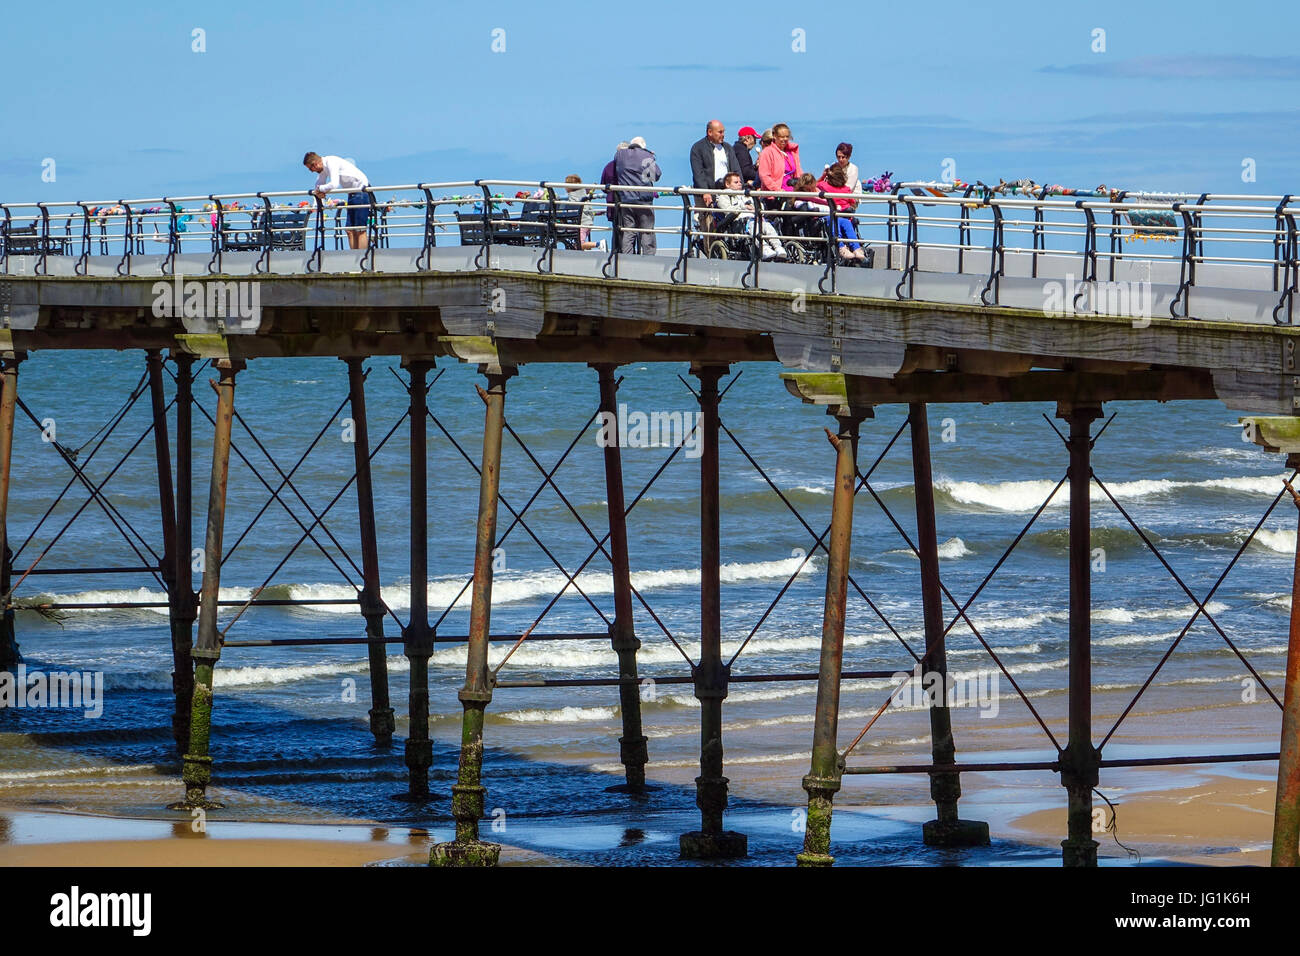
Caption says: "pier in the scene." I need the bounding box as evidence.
[2,179,1300,866]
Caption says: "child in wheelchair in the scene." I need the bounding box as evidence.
[710,171,786,261]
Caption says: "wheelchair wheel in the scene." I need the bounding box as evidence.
[708,240,732,260]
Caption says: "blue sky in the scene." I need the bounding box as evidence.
[1,0,1297,201]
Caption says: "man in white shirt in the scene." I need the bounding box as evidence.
[303,151,371,250]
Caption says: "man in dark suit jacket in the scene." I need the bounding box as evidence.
[689,120,741,207]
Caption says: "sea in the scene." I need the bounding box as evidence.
[0,350,1293,864]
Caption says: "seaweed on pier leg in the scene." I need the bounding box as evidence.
[431,365,514,867]
[170,359,242,811]
[797,408,863,866]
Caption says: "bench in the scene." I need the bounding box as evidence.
[456,200,584,250]
[2,222,68,257]
[218,209,311,252]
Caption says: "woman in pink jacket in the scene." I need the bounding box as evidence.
[757,124,803,198]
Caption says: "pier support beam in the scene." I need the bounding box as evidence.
[168,353,197,754]
[147,351,183,753]
[171,359,242,810]
[345,358,394,746]
[1058,402,1102,867]
[797,407,864,866]
[911,402,990,848]
[593,363,649,792]
[402,358,434,799]
[0,355,23,671]
[431,365,514,867]
[1273,451,1300,866]
[681,363,747,860]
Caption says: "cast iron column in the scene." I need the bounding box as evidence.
[680,363,747,859]
[797,408,862,866]
[431,365,513,867]
[0,355,23,670]
[169,352,197,754]
[345,358,395,746]
[911,402,990,847]
[593,363,649,791]
[1059,403,1102,867]
[171,358,242,810]
[403,359,434,798]
[1272,452,1300,866]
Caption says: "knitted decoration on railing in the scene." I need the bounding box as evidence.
[1124,209,1179,242]
[863,171,894,193]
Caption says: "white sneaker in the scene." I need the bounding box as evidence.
[596,239,608,252]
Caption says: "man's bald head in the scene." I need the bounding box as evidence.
[706,119,726,144]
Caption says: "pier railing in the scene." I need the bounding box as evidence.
[3,180,1298,325]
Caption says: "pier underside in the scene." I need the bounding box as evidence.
[3,263,1300,866]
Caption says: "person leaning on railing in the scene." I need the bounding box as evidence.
[303,151,371,251]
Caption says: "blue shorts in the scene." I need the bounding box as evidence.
[346,191,372,229]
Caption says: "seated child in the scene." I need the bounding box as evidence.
[813,165,867,264]
[713,171,786,261]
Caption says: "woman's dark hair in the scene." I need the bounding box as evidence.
[824,165,847,188]
[836,142,853,159]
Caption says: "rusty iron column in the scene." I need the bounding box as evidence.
[1273,452,1300,866]
[593,363,649,792]
[402,358,434,799]
[147,350,182,752]
[171,358,242,810]
[1059,402,1102,867]
[797,407,864,866]
[0,354,23,671]
[345,358,395,746]
[681,363,747,859]
[911,402,990,848]
[168,352,197,754]
[431,365,514,867]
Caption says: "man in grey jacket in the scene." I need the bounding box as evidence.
[689,120,742,206]
[613,136,662,255]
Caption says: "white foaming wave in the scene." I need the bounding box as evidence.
[27,557,819,619]
[1091,602,1229,625]
[497,705,618,723]
[0,764,160,782]
[1095,630,1183,647]
[589,751,808,773]
[936,473,1288,512]
[886,537,973,560]
[949,642,1041,656]
[1250,529,1296,554]
[213,659,370,688]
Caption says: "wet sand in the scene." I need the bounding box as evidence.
[1008,773,1277,865]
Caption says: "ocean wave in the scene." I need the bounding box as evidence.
[934,473,1288,513]
[885,537,973,560]
[21,556,820,620]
